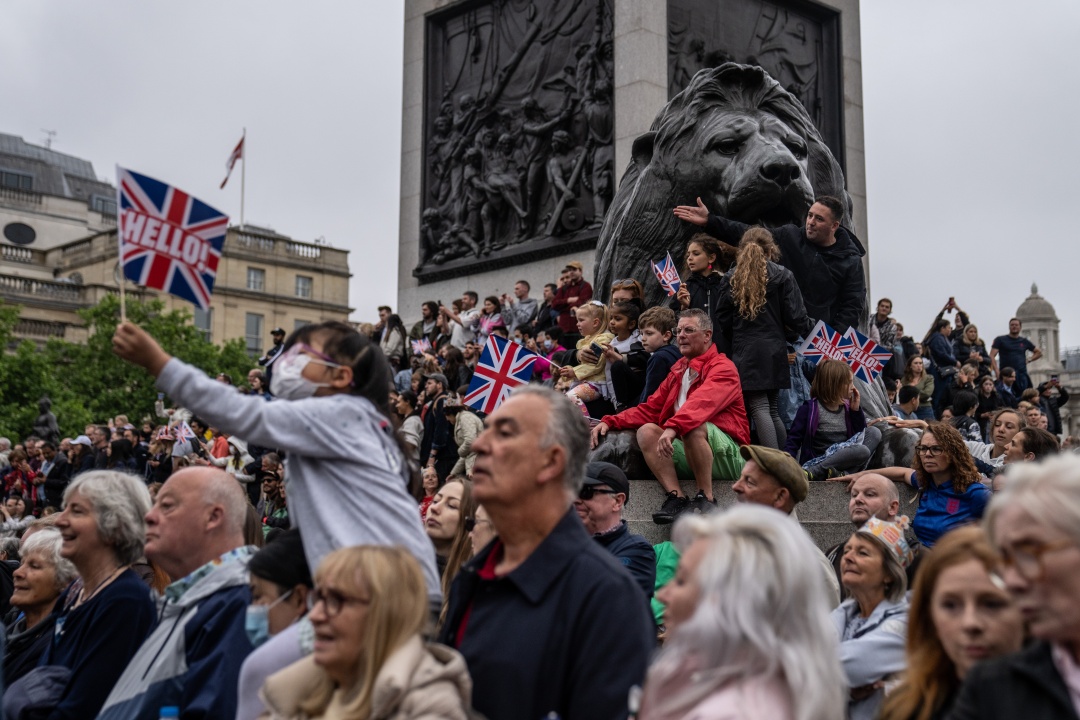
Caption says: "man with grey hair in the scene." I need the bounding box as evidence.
[438,386,655,720]
[98,467,254,720]
[592,308,750,523]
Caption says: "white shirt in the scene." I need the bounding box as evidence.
[676,367,699,411]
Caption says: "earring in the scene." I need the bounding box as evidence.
[707,263,713,271]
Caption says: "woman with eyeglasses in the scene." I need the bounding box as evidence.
[845,422,990,548]
[259,546,472,719]
[946,453,1080,720]
[879,526,1023,720]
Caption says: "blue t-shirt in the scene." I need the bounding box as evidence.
[909,472,991,548]
[991,335,1035,374]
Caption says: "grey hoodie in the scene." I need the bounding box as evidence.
[156,358,441,603]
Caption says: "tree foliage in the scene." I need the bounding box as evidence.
[0,296,254,440]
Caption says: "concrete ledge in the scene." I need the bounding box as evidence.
[623,478,919,549]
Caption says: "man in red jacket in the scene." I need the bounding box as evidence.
[591,309,749,524]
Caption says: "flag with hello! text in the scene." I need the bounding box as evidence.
[651,252,681,297]
[117,167,228,310]
[464,335,539,414]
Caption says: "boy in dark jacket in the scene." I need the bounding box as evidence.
[636,306,681,404]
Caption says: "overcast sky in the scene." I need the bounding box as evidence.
[3,0,1077,350]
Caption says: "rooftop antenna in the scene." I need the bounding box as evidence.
[41,129,57,149]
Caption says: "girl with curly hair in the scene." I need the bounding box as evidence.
[716,227,812,449]
[845,422,991,548]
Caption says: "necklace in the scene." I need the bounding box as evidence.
[75,564,126,608]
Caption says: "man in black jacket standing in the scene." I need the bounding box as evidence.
[674,195,866,333]
[439,386,654,720]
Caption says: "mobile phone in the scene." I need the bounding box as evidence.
[157,392,165,400]
[1051,374,1059,383]
[589,342,604,356]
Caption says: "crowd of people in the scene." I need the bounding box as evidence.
[0,194,1076,719]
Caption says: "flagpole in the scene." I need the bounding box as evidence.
[240,128,246,228]
[115,164,127,324]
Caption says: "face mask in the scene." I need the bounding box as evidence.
[245,589,293,648]
[271,346,331,400]
[542,339,553,351]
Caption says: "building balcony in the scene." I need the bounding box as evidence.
[0,186,44,209]
[0,273,85,308]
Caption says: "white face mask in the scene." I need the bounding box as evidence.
[271,346,334,400]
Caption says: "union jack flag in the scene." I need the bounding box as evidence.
[116,167,228,310]
[651,252,682,297]
[842,327,893,383]
[463,335,539,414]
[796,320,850,365]
[410,338,432,356]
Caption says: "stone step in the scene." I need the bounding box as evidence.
[622,478,920,550]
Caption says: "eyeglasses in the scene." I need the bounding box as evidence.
[306,586,370,617]
[999,538,1075,580]
[578,486,620,501]
[914,445,944,457]
[673,326,701,336]
[463,516,492,532]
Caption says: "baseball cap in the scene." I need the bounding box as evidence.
[424,372,449,388]
[583,461,630,500]
[71,435,93,448]
[564,261,583,271]
[739,445,808,503]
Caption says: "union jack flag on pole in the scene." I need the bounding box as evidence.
[463,335,539,414]
[116,167,228,311]
[651,252,682,297]
[410,338,432,356]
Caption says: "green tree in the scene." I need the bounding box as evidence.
[0,296,255,440]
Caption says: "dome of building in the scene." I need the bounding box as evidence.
[1016,283,1059,323]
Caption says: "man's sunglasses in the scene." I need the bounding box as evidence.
[578,486,621,501]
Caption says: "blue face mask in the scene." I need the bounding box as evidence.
[245,589,293,648]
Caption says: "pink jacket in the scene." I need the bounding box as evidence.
[683,676,795,720]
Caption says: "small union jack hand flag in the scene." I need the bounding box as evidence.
[463,335,539,414]
[411,338,432,356]
[651,252,682,297]
[796,320,849,366]
[117,167,228,311]
[842,327,893,383]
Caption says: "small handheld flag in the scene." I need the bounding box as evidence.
[651,252,682,297]
[411,338,432,356]
[117,167,228,312]
[463,335,539,414]
[796,320,893,383]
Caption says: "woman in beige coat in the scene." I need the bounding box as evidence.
[259,546,472,720]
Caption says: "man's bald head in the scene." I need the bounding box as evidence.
[848,473,900,526]
[145,466,248,578]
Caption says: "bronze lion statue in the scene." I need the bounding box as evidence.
[595,63,851,307]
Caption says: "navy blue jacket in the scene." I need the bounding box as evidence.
[946,641,1079,720]
[40,570,156,720]
[640,344,682,404]
[593,520,656,602]
[928,332,958,370]
[439,509,655,720]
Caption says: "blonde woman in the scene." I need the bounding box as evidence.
[716,227,812,449]
[259,546,472,719]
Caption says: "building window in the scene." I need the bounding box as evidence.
[247,267,266,292]
[295,275,313,299]
[193,307,213,342]
[294,319,311,330]
[246,313,264,355]
[91,195,117,216]
[1,170,32,191]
